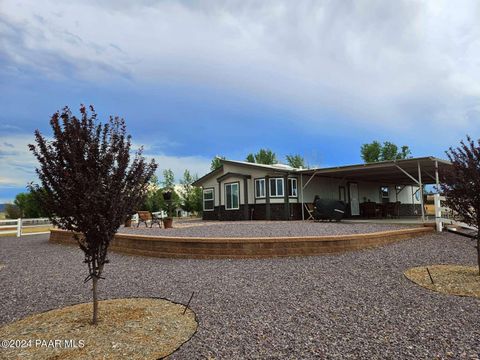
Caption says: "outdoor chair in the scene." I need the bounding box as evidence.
[304,203,315,221]
[150,212,163,228]
[362,202,380,218]
[385,201,401,218]
[137,211,151,227]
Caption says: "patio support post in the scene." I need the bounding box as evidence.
[244,177,249,220]
[418,161,425,222]
[217,180,222,220]
[284,174,290,220]
[301,174,305,221]
[434,160,443,232]
[265,176,271,220]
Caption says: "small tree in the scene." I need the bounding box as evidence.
[141,175,164,212]
[441,136,480,275]
[285,154,306,168]
[179,170,203,215]
[29,105,157,324]
[162,169,175,189]
[14,190,48,218]
[246,149,277,164]
[211,156,225,171]
[398,145,412,160]
[381,142,399,161]
[160,169,180,217]
[5,204,22,219]
[361,141,382,163]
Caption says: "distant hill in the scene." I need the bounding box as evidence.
[0,204,5,212]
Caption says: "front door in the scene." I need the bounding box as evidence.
[349,183,360,216]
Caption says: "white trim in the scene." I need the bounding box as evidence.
[203,188,215,211]
[269,177,284,198]
[225,182,240,210]
[255,178,266,199]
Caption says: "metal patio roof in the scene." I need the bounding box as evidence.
[299,157,451,185]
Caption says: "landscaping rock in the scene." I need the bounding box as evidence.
[0,232,479,359]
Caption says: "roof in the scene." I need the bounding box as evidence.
[299,156,451,185]
[193,156,452,187]
[220,159,296,171]
[192,159,297,186]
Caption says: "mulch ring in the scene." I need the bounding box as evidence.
[404,265,480,298]
[0,297,198,360]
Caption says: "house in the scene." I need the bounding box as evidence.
[192,157,452,221]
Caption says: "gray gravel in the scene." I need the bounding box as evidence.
[119,220,415,237]
[1,232,479,359]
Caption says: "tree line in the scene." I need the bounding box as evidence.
[139,169,202,215]
[5,168,203,219]
[211,141,413,172]
[211,150,307,170]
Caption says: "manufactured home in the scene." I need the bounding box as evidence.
[193,157,451,221]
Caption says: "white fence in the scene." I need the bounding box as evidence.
[434,194,478,232]
[0,218,53,237]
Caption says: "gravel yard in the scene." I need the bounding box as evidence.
[119,220,415,237]
[1,232,479,359]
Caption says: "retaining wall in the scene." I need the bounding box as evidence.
[50,226,434,259]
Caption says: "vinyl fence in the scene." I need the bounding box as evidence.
[0,218,53,237]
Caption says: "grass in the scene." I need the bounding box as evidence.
[0,298,197,359]
[404,265,480,298]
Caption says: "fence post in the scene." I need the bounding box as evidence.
[16,218,22,237]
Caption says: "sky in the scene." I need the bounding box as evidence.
[1,0,480,203]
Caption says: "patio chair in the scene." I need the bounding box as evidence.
[304,203,315,221]
[137,211,151,227]
[150,212,163,228]
[384,201,401,218]
[362,202,380,218]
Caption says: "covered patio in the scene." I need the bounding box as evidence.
[298,157,453,231]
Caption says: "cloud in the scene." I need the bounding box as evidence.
[0,134,37,187]
[1,0,480,141]
[0,133,211,200]
[149,154,211,181]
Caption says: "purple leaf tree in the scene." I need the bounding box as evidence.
[29,105,157,324]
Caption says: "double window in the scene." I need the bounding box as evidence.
[225,182,239,210]
[255,179,266,198]
[269,178,284,197]
[203,188,214,211]
[256,177,298,198]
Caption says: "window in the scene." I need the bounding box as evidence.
[288,178,297,197]
[225,183,239,210]
[380,186,389,203]
[203,189,214,211]
[339,186,346,202]
[255,179,265,198]
[269,178,284,197]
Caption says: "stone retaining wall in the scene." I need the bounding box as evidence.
[50,226,434,259]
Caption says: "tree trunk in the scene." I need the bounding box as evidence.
[92,276,99,325]
[477,236,480,276]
